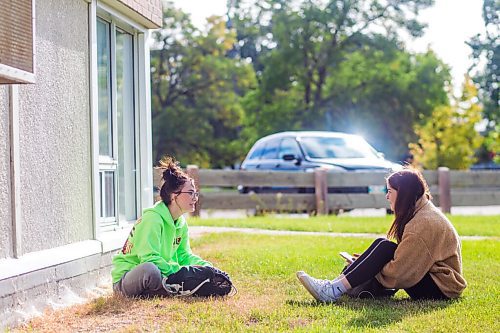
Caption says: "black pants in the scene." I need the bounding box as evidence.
[342,238,447,300]
[114,264,224,298]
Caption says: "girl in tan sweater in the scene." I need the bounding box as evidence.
[297,168,467,302]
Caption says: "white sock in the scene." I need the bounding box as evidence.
[330,279,348,295]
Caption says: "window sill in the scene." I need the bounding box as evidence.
[97,224,133,253]
[0,240,101,280]
[0,225,135,281]
[0,64,35,84]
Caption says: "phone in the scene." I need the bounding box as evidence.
[339,251,355,263]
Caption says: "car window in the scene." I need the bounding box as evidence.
[278,138,302,159]
[260,139,280,159]
[299,136,379,159]
[247,142,265,160]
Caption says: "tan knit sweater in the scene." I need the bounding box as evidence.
[376,196,467,298]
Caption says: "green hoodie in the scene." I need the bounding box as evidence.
[111,201,211,283]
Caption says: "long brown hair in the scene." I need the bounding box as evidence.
[386,168,431,242]
[156,156,190,205]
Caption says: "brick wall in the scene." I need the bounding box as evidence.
[117,0,162,27]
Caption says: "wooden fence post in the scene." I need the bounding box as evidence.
[438,167,451,213]
[186,165,201,217]
[314,168,328,215]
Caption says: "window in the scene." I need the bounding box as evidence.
[300,136,379,159]
[96,16,138,227]
[278,138,302,159]
[0,0,35,83]
[260,139,280,159]
[247,142,265,160]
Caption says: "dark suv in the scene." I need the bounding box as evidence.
[239,131,401,193]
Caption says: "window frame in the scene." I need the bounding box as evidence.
[260,138,281,160]
[0,0,36,84]
[89,1,153,236]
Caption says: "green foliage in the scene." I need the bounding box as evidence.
[467,0,499,165]
[150,5,256,167]
[410,77,484,169]
[467,0,499,132]
[325,43,450,159]
[485,126,500,163]
[240,87,306,147]
[475,122,500,164]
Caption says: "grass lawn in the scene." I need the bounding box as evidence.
[189,214,500,237]
[15,232,499,332]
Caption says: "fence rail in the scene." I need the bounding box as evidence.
[154,167,500,215]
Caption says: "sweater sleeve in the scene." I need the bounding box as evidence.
[133,211,181,276]
[376,231,435,289]
[176,221,212,267]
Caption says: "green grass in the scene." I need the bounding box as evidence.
[15,219,500,332]
[162,234,500,332]
[19,233,497,332]
[189,214,500,237]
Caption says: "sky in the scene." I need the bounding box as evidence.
[171,0,485,93]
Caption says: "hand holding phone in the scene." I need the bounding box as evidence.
[339,251,355,264]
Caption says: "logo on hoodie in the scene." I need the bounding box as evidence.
[121,218,143,254]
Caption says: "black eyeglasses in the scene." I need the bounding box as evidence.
[174,191,200,199]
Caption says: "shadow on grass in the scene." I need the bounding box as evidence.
[287,297,456,329]
[343,298,454,329]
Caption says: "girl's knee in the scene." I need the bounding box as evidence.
[138,262,162,279]
[373,237,392,246]
[377,238,397,250]
[374,237,388,243]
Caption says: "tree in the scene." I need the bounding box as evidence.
[467,0,499,164]
[409,77,483,169]
[231,0,450,159]
[323,40,450,159]
[467,0,499,131]
[231,0,433,114]
[150,5,256,167]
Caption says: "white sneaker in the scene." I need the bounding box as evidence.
[296,271,343,303]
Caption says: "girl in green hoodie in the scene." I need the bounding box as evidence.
[112,156,225,298]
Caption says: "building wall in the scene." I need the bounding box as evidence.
[18,0,93,254]
[0,247,115,330]
[117,0,162,26]
[0,0,158,326]
[0,86,12,259]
